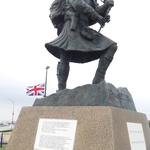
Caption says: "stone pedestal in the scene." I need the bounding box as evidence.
[6,106,150,150]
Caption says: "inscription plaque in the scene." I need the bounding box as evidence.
[34,119,77,150]
[127,122,146,150]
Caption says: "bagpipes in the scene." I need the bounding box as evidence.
[98,0,114,32]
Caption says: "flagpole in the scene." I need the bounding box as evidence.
[8,99,15,129]
[44,66,50,97]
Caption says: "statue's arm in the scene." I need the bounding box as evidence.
[71,0,104,25]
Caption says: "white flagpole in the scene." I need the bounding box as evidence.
[44,66,50,97]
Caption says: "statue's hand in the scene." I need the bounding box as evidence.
[97,15,110,27]
[97,16,106,27]
[105,15,110,23]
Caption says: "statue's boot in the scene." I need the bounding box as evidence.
[57,53,70,91]
[92,44,117,84]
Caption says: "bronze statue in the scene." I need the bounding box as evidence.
[45,0,117,91]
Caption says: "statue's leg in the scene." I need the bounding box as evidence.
[57,51,70,90]
[92,43,117,84]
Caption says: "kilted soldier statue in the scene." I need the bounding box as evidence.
[45,0,117,91]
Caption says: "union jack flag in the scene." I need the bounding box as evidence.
[26,84,45,96]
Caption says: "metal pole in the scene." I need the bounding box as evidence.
[44,66,50,97]
[0,132,2,148]
[8,99,14,127]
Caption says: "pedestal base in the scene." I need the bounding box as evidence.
[6,106,150,150]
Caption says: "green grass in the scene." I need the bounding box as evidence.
[0,145,6,150]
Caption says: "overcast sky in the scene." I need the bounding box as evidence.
[0,0,150,122]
